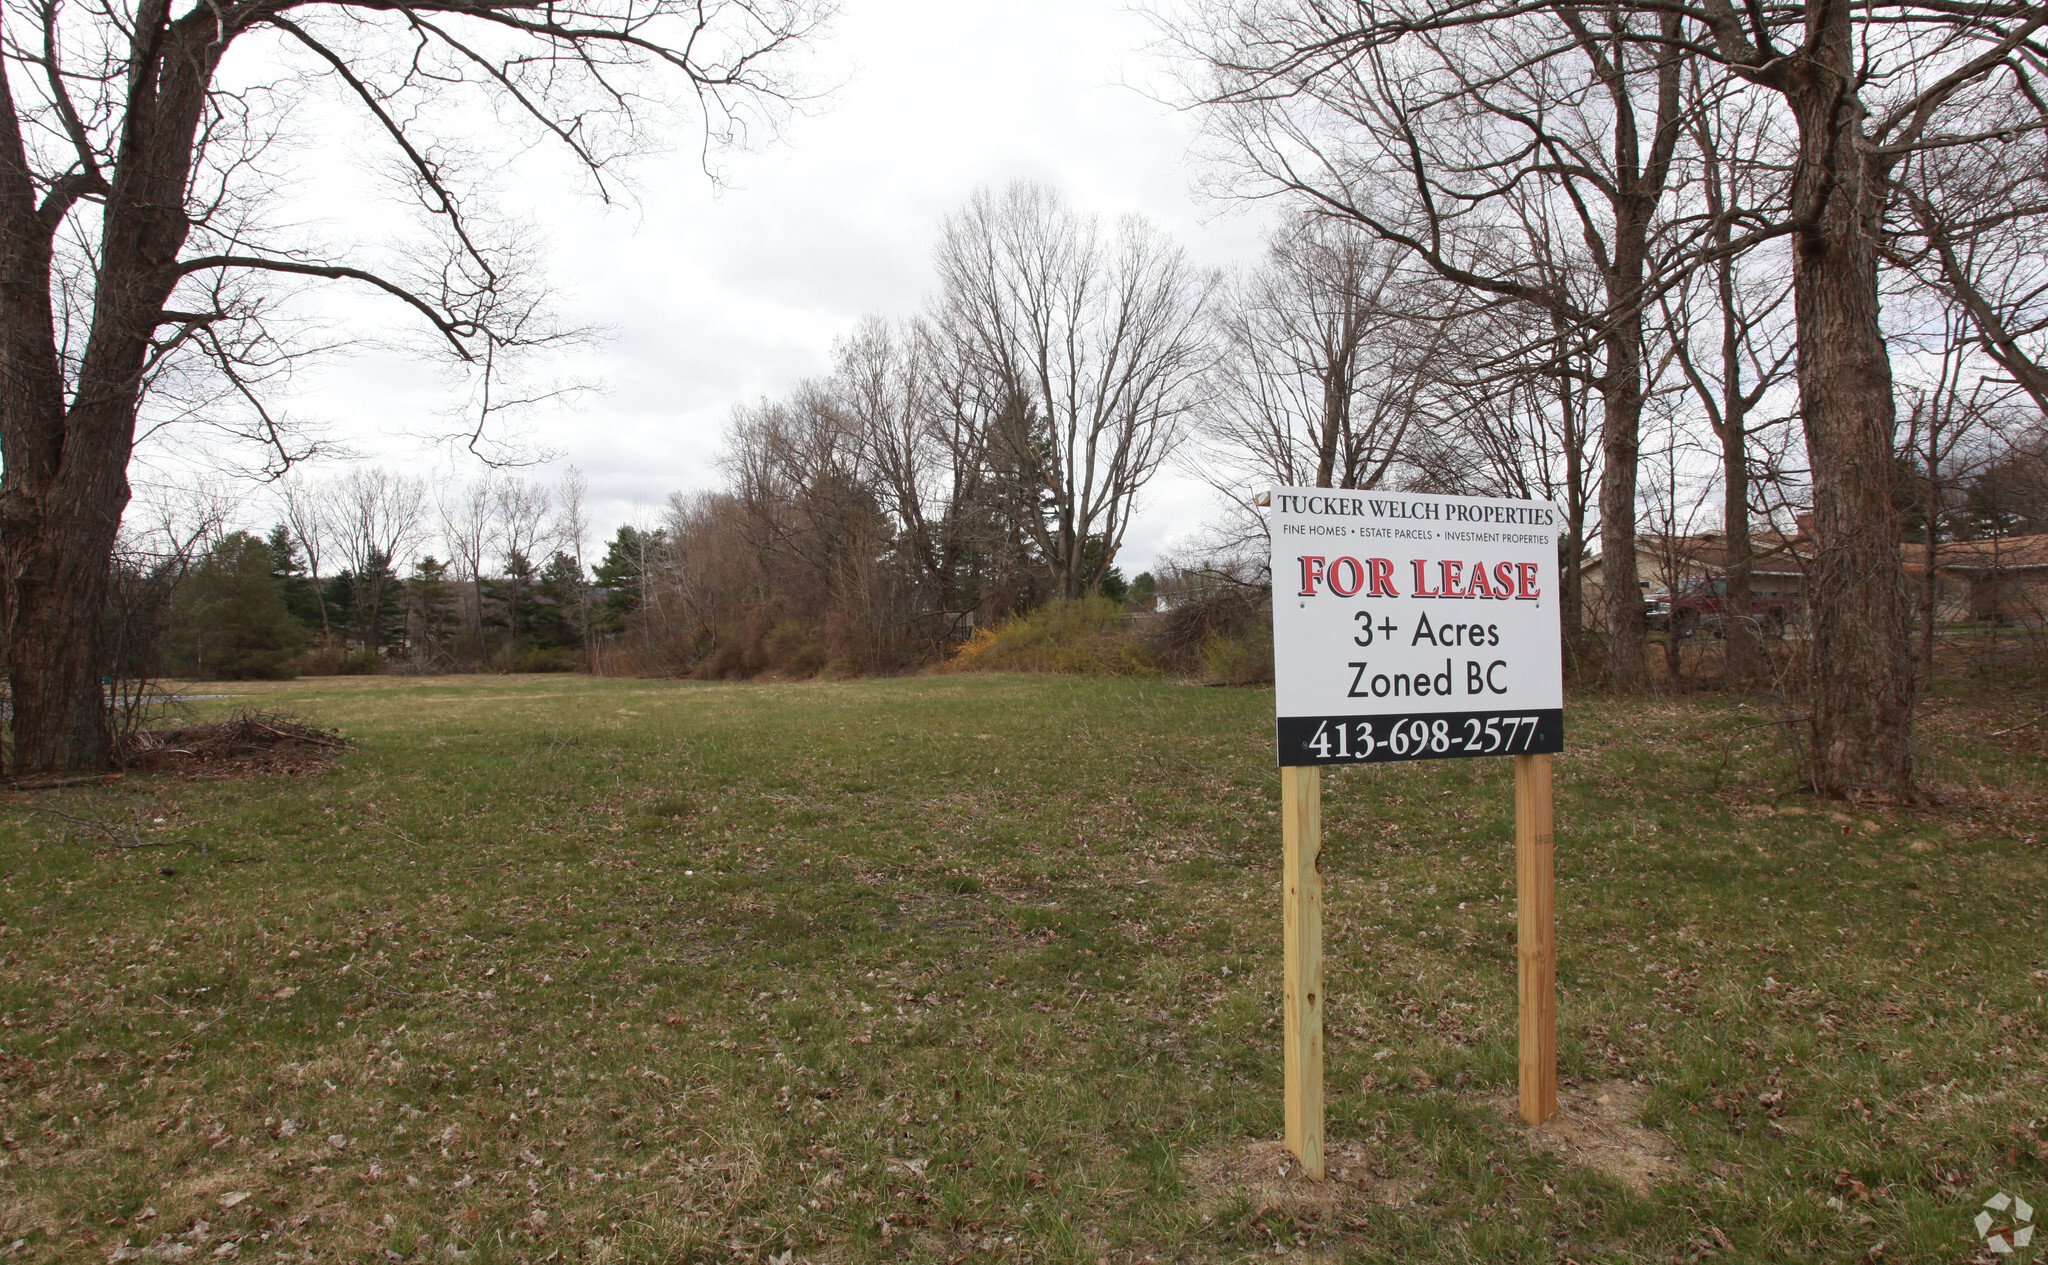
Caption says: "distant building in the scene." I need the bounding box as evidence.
[1581,528,2048,629]
[1581,530,1808,624]
[1915,533,2048,624]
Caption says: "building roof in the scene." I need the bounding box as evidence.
[1932,533,2048,572]
[1583,532,1806,579]
[1587,530,2048,578]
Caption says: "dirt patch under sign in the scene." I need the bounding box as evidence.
[1495,1079,1683,1192]
[1184,1138,1415,1220]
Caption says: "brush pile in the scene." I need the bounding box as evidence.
[120,710,350,777]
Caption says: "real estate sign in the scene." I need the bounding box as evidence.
[1269,487,1565,766]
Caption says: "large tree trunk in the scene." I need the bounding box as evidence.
[1710,219,1763,689]
[0,9,220,772]
[1580,11,1680,696]
[0,95,90,773]
[1552,324,1590,655]
[1919,488,1939,679]
[1787,22,1915,799]
[1720,419,1761,687]
[1560,421,1585,641]
[1597,328,1648,692]
[3,490,127,773]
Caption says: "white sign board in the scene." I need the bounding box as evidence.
[1269,487,1565,766]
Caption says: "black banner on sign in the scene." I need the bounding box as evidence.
[1277,709,1564,766]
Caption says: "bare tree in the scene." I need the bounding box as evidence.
[0,0,832,772]
[1656,78,1796,687]
[495,480,554,570]
[1894,313,2015,677]
[931,184,1216,599]
[914,319,1050,620]
[103,480,233,724]
[280,475,335,638]
[438,476,500,643]
[1195,216,1451,502]
[491,476,554,643]
[1638,406,1720,683]
[556,466,594,654]
[1171,0,1692,690]
[328,469,427,659]
[832,319,945,599]
[1541,313,1601,642]
[1887,67,2048,420]
[1671,0,2048,796]
[1176,0,2048,794]
[831,316,1009,637]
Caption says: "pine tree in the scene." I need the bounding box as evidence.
[163,533,309,680]
[265,523,326,632]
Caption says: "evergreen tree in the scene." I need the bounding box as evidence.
[1962,450,2048,539]
[1081,536,1126,600]
[408,557,460,659]
[323,570,357,642]
[346,550,405,656]
[265,523,326,632]
[591,526,665,634]
[532,551,586,648]
[501,550,539,642]
[163,532,308,680]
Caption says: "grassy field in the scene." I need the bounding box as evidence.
[2,674,2045,1265]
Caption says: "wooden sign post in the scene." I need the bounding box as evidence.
[1281,765,1323,1175]
[1514,752,1556,1125]
[1265,486,1567,1178]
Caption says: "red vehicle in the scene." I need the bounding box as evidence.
[1645,579,1802,638]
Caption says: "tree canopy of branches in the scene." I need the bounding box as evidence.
[1169,0,2048,798]
[932,184,1216,599]
[1196,215,1452,497]
[608,185,1207,675]
[1172,0,1692,691]
[0,0,830,773]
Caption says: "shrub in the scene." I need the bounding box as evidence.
[160,532,308,680]
[1148,582,1274,684]
[950,625,1003,665]
[761,620,829,677]
[513,645,575,673]
[1201,632,1274,686]
[945,597,1158,676]
[287,636,351,677]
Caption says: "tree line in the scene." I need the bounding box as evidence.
[110,467,658,680]
[600,166,2046,726]
[5,0,2047,806]
[1151,0,2048,799]
[607,185,1200,676]
[0,0,830,774]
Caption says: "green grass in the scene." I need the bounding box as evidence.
[2,674,2045,1264]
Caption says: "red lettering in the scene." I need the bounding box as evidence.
[1493,561,1516,599]
[1411,559,1440,596]
[1439,560,1464,597]
[1298,556,1326,596]
[1465,562,1495,598]
[1328,556,1364,597]
[1517,562,1541,599]
[1368,557,1397,596]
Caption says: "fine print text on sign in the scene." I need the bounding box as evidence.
[1269,488,1565,766]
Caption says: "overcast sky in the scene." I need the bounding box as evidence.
[195,0,1276,575]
